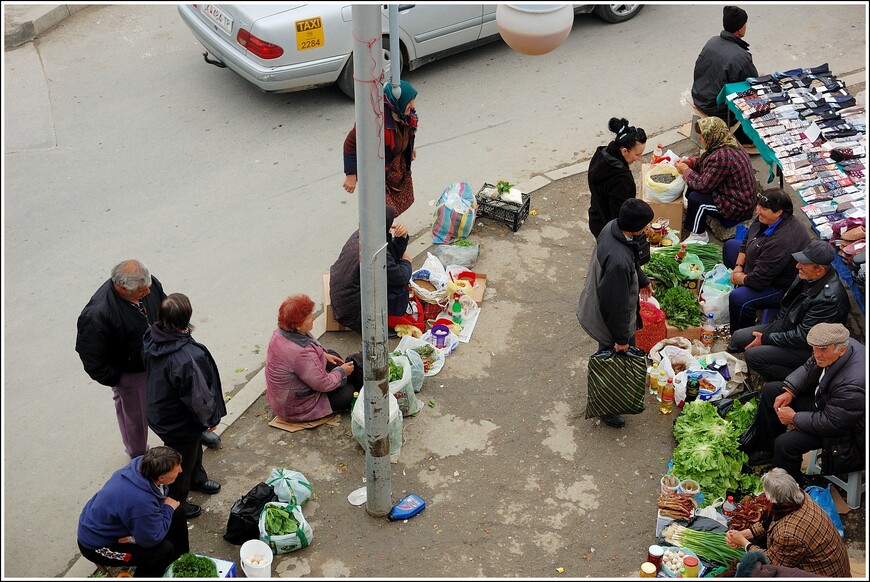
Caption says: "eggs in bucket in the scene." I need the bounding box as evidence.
[240,539,273,577]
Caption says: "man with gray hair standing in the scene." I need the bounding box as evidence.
[743,322,865,487]
[77,260,167,458]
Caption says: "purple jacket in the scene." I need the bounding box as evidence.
[265,329,347,422]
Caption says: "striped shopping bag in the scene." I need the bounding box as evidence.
[431,182,478,244]
[584,347,647,419]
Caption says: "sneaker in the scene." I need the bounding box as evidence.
[201,431,221,449]
[683,231,709,245]
[748,450,774,466]
[600,414,626,428]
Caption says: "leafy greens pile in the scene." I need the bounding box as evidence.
[659,286,703,329]
[672,399,761,507]
[264,504,300,536]
[169,553,218,578]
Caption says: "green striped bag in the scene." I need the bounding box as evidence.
[259,502,314,554]
[585,347,647,419]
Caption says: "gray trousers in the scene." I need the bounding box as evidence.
[730,325,811,382]
[112,371,149,458]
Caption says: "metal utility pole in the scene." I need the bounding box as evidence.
[351,4,391,517]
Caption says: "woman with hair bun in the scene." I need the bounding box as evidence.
[587,117,648,238]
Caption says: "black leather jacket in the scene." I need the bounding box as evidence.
[762,268,850,349]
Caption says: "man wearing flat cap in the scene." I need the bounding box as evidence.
[727,239,850,381]
[691,6,758,128]
[742,322,865,486]
[577,198,654,429]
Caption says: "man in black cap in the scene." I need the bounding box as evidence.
[576,198,654,428]
[741,322,864,485]
[727,239,850,381]
[691,6,758,136]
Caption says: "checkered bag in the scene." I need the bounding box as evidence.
[585,347,647,419]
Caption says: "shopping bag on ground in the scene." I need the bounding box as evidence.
[265,468,312,506]
[259,501,314,554]
[224,482,278,545]
[431,182,478,245]
[585,347,647,419]
[635,301,667,353]
[643,163,685,203]
[804,485,845,538]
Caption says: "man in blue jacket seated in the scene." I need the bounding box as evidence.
[743,323,865,486]
[726,239,850,381]
[77,447,189,577]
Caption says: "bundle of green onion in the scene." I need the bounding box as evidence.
[661,523,744,565]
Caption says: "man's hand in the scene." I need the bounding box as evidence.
[773,390,794,410]
[117,536,136,544]
[745,331,763,350]
[614,343,629,353]
[639,283,653,301]
[165,497,181,510]
[343,174,357,193]
[776,405,796,426]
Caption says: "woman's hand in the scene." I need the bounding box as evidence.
[343,174,357,193]
[325,353,344,366]
[392,223,408,238]
[675,161,689,175]
[725,529,749,549]
[412,148,417,161]
[730,269,747,286]
[340,361,355,376]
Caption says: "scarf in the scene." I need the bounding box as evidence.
[384,81,419,133]
[698,116,742,162]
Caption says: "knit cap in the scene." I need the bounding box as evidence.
[617,198,654,233]
[723,6,748,33]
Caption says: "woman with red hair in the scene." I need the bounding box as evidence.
[265,294,362,422]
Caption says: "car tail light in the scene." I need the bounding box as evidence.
[237,29,284,59]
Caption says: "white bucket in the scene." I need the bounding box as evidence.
[240,539,273,578]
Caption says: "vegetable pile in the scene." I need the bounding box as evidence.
[411,344,436,372]
[264,505,299,536]
[451,238,475,247]
[388,356,403,382]
[729,494,771,530]
[169,553,218,578]
[659,286,703,329]
[658,492,696,520]
[661,523,744,565]
[672,400,761,507]
[655,243,723,272]
[644,252,681,289]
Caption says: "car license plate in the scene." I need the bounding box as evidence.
[295,17,324,51]
[203,4,233,34]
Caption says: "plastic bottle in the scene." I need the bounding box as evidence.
[647,362,659,396]
[685,373,700,403]
[451,293,462,325]
[659,378,675,414]
[721,495,737,522]
[682,556,699,578]
[656,370,668,402]
[701,313,715,347]
[675,243,687,263]
[652,144,665,163]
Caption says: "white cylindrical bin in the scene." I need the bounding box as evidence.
[240,539,273,578]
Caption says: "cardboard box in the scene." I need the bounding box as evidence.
[641,163,685,233]
[666,323,702,342]
[468,274,487,304]
[322,274,353,332]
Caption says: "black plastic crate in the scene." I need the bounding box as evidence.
[476,183,531,232]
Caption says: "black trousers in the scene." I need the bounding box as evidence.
[161,436,208,509]
[756,380,822,484]
[730,324,812,381]
[78,505,189,577]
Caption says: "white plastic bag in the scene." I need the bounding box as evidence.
[410,253,449,304]
[388,355,423,416]
[396,334,446,376]
[659,345,702,378]
[351,387,403,462]
[265,469,312,506]
[400,348,425,393]
[643,163,685,203]
[699,264,734,325]
[676,369,727,401]
[259,501,314,554]
[697,505,728,527]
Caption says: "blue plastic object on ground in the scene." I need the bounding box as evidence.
[388,493,426,521]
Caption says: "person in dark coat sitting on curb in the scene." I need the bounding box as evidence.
[586,116,647,239]
[718,550,820,577]
[577,198,654,429]
[724,468,851,577]
[329,204,413,332]
[742,323,865,487]
[727,239,850,381]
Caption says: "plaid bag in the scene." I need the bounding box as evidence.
[431,182,477,244]
[585,347,647,419]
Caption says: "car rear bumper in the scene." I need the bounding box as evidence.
[178,5,348,92]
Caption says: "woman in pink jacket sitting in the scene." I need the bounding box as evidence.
[266,294,362,422]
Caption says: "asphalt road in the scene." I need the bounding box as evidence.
[2,3,867,577]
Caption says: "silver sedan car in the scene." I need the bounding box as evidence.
[177,4,643,97]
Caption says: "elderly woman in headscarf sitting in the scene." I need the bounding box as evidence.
[675,116,757,244]
[342,80,419,216]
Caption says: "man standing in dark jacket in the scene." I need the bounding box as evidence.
[727,240,850,381]
[76,260,167,458]
[691,6,758,122]
[577,199,654,428]
[744,323,865,486]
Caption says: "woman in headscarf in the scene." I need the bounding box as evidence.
[675,116,757,244]
[342,80,419,216]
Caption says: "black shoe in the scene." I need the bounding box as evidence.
[726,344,742,354]
[201,431,221,448]
[600,414,626,428]
[191,479,221,495]
[184,502,202,519]
[748,450,774,466]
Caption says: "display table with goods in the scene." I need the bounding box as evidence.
[719,64,866,313]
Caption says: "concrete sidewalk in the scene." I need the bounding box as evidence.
[3,3,89,48]
[64,125,866,576]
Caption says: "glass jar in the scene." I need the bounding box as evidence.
[647,545,664,572]
[683,556,699,577]
[640,562,657,578]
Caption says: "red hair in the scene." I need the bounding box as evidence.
[278,294,315,331]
